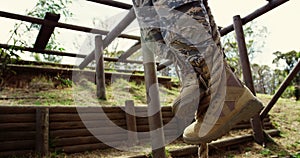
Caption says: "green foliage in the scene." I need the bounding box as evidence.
[8,0,73,63]
[252,64,272,94]
[273,50,300,73]
[0,48,19,90]
[292,153,300,158]
[54,75,73,88]
[281,86,295,99]
[260,148,272,156]
[273,50,300,100]
[222,22,268,77]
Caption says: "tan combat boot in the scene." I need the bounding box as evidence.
[183,63,264,144]
[171,53,211,120]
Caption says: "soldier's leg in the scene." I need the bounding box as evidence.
[152,0,264,144]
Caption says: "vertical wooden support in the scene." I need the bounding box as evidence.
[95,35,106,100]
[35,107,49,157]
[142,42,166,158]
[233,15,265,145]
[125,100,139,145]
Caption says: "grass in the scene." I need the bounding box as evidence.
[0,78,179,106]
[0,77,299,157]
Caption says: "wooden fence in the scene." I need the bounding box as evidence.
[0,105,274,157]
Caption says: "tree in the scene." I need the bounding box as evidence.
[252,64,272,94]
[222,22,268,78]
[272,50,300,100]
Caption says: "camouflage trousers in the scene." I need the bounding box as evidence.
[132,0,225,114]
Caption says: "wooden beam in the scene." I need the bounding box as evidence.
[0,43,150,64]
[233,15,256,93]
[35,107,49,157]
[142,41,166,157]
[220,0,289,36]
[119,42,141,60]
[0,43,84,58]
[260,60,300,120]
[34,12,60,49]
[168,129,280,157]
[79,8,136,69]
[125,100,139,145]
[87,0,132,10]
[0,11,139,40]
[233,15,265,145]
[157,60,173,71]
[94,35,106,99]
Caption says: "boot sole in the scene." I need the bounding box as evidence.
[183,99,263,144]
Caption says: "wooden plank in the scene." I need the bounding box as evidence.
[157,60,173,71]
[0,106,36,114]
[87,0,132,10]
[137,121,177,132]
[137,129,178,140]
[50,127,127,138]
[95,35,107,99]
[233,15,265,145]
[168,129,280,157]
[34,12,60,49]
[125,100,138,145]
[53,134,127,147]
[35,107,49,156]
[0,140,35,151]
[50,120,126,130]
[49,113,126,122]
[0,131,35,141]
[220,0,289,36]
[50,129,91,138]
[0,114,35,123]
[0,11,140,40]
[49,106,124,113]
[119,42,141,60]
[54,141,121,153]
[136,117,173,125]
[0,150,33,157]
[0,122,35,131]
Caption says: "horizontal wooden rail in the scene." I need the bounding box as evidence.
[220,0,289,36]
[0,43,151,65]
[87,0,132,10]
[0,11,140,40]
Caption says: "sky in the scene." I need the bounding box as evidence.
[0,0,299,69]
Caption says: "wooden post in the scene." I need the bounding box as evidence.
[35,107,49,157]
[95,35,106,100]
[142,41,166,157]
[233,15,265,145]
[125,100,139,145]
[79,8,136,69]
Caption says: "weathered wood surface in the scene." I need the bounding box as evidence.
[49,113,126,121]
[52,134,127,147]
[95,35,106,99]
[35,107,49,156]
[0,131,36,141]
[50,120,127,130]
[0,113,36,123]
[0,140,35,151]
[0,150,34,157]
